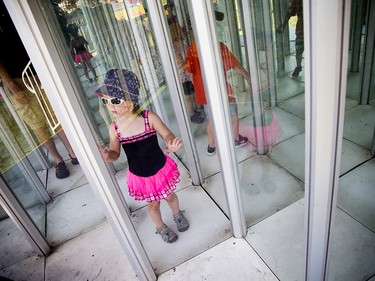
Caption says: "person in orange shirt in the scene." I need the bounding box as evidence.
[185,40,251,156]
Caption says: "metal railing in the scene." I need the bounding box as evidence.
[21,60,60,133]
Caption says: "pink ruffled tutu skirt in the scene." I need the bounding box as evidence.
[240,112,282,150]
[127,155,180,202]
[75,52,93,63]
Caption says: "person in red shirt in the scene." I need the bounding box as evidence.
[185,41,251,155]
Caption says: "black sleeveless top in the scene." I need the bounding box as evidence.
[114,110,166,177]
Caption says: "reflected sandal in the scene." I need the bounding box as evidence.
[156,224,178,243]
[55,162,70,179]
[173,210,189,232]
[69,154,79,165]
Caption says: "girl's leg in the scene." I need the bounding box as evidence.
[231,115,240,140]
[165,192,180,216]
[81,61,90,80]
[207,121,216,148]
[166,192,189,232]
[147,201,164,228]
[86,59,97,78]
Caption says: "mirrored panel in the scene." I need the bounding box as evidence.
[327,0,375,279]
[39,0,232,274]
[0,1,104,247]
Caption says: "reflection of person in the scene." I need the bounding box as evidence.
[67,24,98,83]
[277,0,304,78]
[0,64,79,179]
[185,41,251,156]
[239,111,282,151]
[0,3,78,179]
[172,34,204,124]
[167,1,204,124]
[97,69,189,243]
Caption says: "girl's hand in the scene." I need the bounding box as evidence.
[98,145,109,160]
[164,137,183,153]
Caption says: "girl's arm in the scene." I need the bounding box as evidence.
[99,125,121,162]
[148,111,183,153]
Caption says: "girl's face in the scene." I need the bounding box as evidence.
[101,95,132,118]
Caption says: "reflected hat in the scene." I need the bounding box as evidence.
[96,69,140,104]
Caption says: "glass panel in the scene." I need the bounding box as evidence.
[0,204,42,276]
[0,1,104,247]
[39,0,232,275]
[168,0,306,278]
[327,0,375,279]
[189,0,306,280]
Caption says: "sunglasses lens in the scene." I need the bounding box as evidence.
[110,98,122,105]
[101,97,109,106]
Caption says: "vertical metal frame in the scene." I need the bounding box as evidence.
[304,0,351,280]
[350,0,364,72]
[261,0,277,107]
[0,88,51,203]
[360,0,375,105]
[146,1,203,185]
[0,177,50,256]
[188,0,246,237]
[240,0,266,155]
[4,1,156,280]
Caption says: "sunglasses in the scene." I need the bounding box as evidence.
[101,97,125,106]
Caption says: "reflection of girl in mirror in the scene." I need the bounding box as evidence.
[96,69,189,243]
[67,24,98,83]
[239,109,282,151]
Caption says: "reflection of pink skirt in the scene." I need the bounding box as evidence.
[75,52,92,63]
[127,155,180,202]
[240,112,282,150]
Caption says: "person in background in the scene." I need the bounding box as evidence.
[97,69,189,243]
[0,63,79,179]
[277,0,304,78]
[0,2,78,179]
[185,11,252,156]
[67,24,98,83]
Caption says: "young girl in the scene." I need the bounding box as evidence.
[96,69,189,243]
[67,24,98,83]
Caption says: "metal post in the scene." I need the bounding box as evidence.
[188,0,247,238]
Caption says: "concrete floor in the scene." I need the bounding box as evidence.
[1,63,375,281]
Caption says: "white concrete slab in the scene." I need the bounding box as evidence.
[337,158,375,232]
[47,161,87,198]
[203,155,304,227]
[268,133,305,181]
[46,184,106,246]
[246,199,306,281]
[326,208,375,281]
[247,199,375,281]
[274,76,305,101]
[131,186,232,275]
[0,255,45,281]
[158,237,278,281]
[343,104,375,150]
[45,223,138,281]
[0,217,37,270]
[269,133,372,182]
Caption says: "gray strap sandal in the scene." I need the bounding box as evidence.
[173,210,189,232]
[155,224,178,243]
